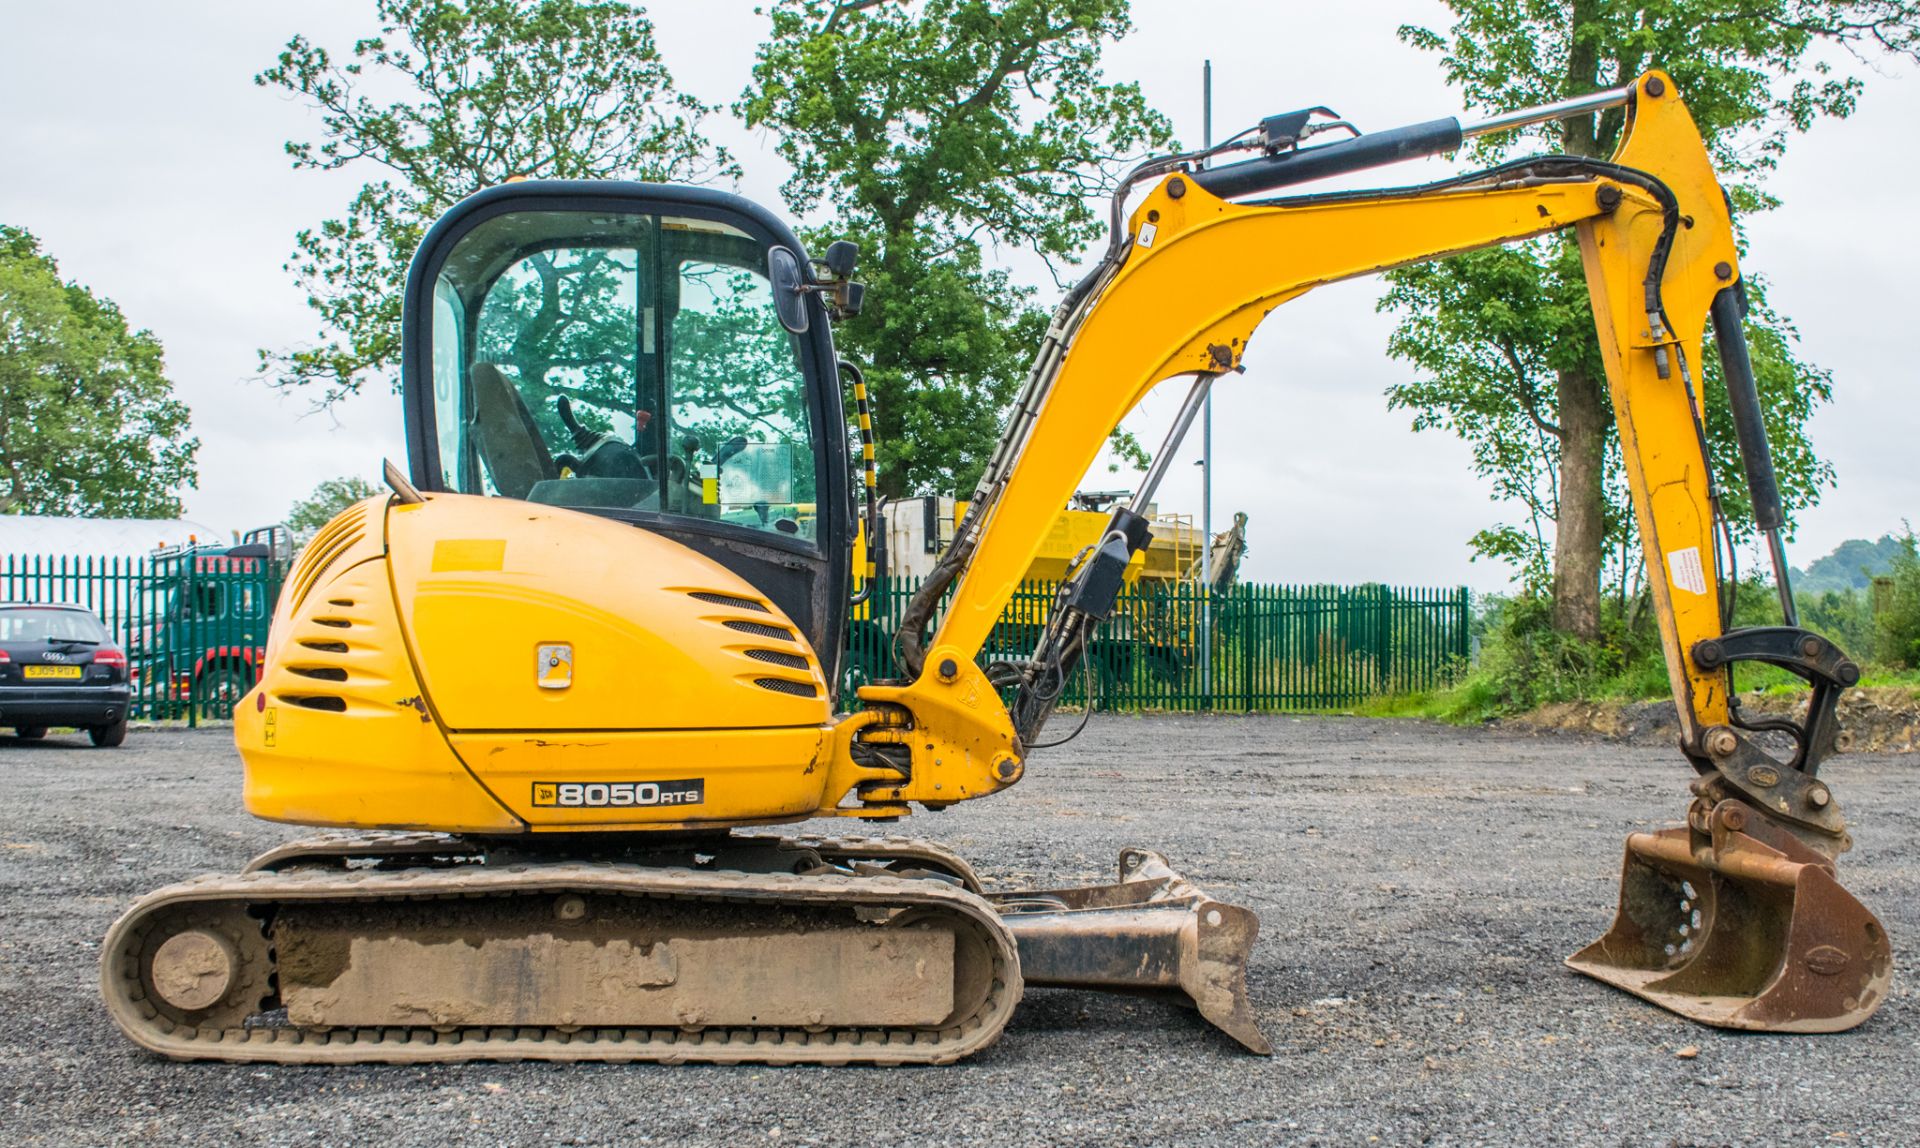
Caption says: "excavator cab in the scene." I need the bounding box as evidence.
[400,183,856,677]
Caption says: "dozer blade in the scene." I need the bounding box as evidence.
[989,848,1271,1054]
[1568,800,1892,1033]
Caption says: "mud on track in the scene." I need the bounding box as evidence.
[2,717,1915,1147]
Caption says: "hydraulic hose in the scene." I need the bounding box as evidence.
[1191,118,1465,199]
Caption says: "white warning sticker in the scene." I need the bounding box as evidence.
[1667,546,1708,596]
[1136,222,1158,249]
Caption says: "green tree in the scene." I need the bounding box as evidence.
[286,475,383,535]
[258,0,734,406]
[739,0,1173,497]
[1383,2,1919,640]
[0,227,198,517]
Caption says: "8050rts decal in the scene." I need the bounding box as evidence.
[531,779,705,808]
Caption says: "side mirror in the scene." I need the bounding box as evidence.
[767,245,810,334]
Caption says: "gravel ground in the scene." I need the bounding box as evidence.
[1,716,1914,1147]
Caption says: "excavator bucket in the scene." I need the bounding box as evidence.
[1567,801,1891,1032]
[990,849,1271,1054]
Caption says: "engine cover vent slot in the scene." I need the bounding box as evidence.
[744,648,810,671]
[724,620,794,642]
[283,694,347,712]
[690,591,770,613]
[312,617,352,629]
[286,503,368,614]
[754,677,818,698]
[299,640,349,654]
[288,666,348,682]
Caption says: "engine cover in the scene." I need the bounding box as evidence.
[385,494,829,733]
[238,494,838,833]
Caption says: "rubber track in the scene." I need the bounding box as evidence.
[101,861,1022,1065]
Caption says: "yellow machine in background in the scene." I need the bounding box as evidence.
[860,493,1218,591]
[104,72,1888,1064]
[847,494,1233,688]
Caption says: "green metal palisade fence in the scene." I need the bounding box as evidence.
[847,576,1471,711]
[6,553,1468,723]
[1,552,285,727]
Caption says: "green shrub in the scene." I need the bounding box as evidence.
[1796,586,1877,661]
[1441,592,1665,719]
[1876,531,1920,669]
[1372,544,1920,723]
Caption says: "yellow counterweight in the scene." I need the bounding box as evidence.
[238,493,859,833]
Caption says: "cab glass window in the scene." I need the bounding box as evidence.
[430,280,465,490]
[669,262,816,536]
[427,210,818,542]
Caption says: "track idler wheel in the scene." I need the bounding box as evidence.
[118,904,275,1033]
[1567,800,1891,1032]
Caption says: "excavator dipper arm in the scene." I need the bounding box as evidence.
[852,72,1889,1033]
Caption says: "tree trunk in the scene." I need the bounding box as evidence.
[867,240,915,501]
[1550,3,1608,642]
[1553,365,1608,641]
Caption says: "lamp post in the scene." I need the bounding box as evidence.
[1199,58,1214,706]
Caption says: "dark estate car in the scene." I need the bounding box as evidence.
[0,603,131,747]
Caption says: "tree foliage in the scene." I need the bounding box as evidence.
[740,0,1172,496]
[286,475,383,535]
[258,0,733,405]
[0,227,197,517]
[1382,1,1919,637]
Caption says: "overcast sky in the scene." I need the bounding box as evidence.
[1,1,1913,590]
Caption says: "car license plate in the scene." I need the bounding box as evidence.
[23,665,83,680]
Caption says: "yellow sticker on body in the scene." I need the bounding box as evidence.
[430,538,506,572]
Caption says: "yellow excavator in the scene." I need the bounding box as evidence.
[103,71,1889,1064]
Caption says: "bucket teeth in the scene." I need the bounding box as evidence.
[1567,802,1892,1033]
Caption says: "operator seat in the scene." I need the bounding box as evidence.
[469,362,557,499]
